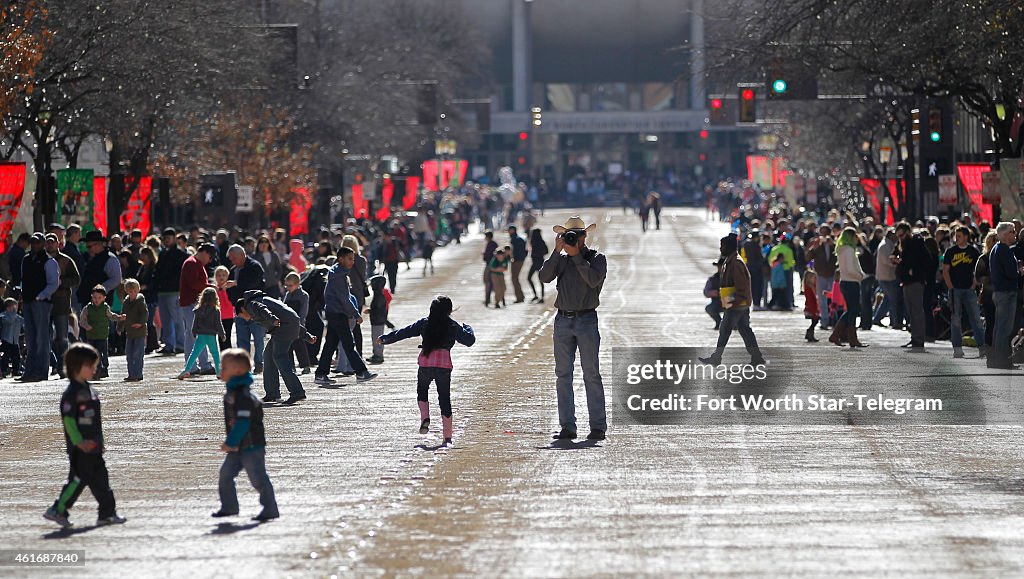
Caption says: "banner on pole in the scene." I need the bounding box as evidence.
[93,176,107,236]
[120,175,152,236]
[351,184,368,219]
[403,176,420,210]
[938,175,957,205]
[375,177,394,222]
[0,163,26,254]
[982,171,1001,204]
[56,169,96,232]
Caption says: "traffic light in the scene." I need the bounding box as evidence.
[766,57,818,100]
[531,106,543,127]
[738,88,756,123]
[928,109,942,142]
[708,96,729,125]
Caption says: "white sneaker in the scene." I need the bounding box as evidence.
[96,513,127,526]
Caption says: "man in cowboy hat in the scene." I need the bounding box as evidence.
[538,216,608,441]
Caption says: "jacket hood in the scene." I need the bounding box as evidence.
[369,275,387,290]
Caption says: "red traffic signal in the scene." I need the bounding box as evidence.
[741,89,755,101]
[738,87,756,123]
[711,98,723,109]
[518,132,529,141]
[699,130,709,139]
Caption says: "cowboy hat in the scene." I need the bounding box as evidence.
[84,230,107,243]
[552,216,596,235]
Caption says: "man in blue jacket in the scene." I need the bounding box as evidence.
[988,222,1022,369]
[314,247,377,385]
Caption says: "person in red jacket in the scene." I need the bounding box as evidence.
[180,244,216,375]
[803,271,819,342]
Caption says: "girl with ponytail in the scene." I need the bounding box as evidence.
[377,295,475,445]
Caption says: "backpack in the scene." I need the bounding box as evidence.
[301,266,328,310]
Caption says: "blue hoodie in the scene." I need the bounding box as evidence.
[324,264,359,318]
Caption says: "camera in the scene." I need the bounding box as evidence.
[562,230,579,247]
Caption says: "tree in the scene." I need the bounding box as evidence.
[0,1,48,121]
[152,97,316,220]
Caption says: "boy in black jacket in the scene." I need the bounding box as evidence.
[44,343,127,528]
[212,348,279,521]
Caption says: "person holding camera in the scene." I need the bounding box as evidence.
[538,216,608,441]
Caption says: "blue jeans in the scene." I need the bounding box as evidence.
[553,311,606,432]
[839,281,861,327]
[180,305,212,372]
[263,335,303,399]
[815,275,833,327]
[125,337,145,378]
[158,293,184,350]
[874,279,903,327]
[218,449,278,517]
[234,316,265,366]
[24,300,52,378]
[949,288,986,349]
[992,291,1018,364]
[334,318,357,372]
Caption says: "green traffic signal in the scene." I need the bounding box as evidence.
[930,131,940,142]
[772,79,788,94]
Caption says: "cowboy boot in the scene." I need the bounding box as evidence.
[847,325,868,348]
[441,415,453,444]
[418,401,430,434]
[828,319,847,346]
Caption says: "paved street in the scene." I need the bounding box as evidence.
[2,208,1023,577]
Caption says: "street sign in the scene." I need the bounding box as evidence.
[938,175,957,205]
[237,185,254,212]
[982,171,1001,204]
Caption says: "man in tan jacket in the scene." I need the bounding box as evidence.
[700,234,766,366]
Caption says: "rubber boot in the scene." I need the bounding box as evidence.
[441,415,453,444]
[805,325,819,342]
[847,325,868,348]
[828,319,847,346]
[418,401,430,434]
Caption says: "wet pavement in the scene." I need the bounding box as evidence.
[2,208,1023,577]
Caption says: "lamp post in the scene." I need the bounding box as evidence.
[879,142,893,224]
[860,140,871,210]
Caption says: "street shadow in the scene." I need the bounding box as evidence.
[907,373,1021,378]
[415,442,450,451]
[208,521,264,535]
[41,525,100,539]
[316,383,345,389]
[536,438,601,451]
[929,474,1024,496]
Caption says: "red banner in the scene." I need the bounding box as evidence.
[403,176,420,210]
[422,159,469,192]
[351,184,369,218]
[957,163,993,224]
[0,163,26,254]
[375,177,394,222]
[93,176,107,236]
[119,175,152,237]
[861,179,903,226]
[289,187,312,236]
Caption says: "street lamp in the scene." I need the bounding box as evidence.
[879,143,893,224]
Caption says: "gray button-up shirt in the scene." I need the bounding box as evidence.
[538,248,607,311]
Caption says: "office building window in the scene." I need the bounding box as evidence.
[592,83,628,112]
[643,83,675,111]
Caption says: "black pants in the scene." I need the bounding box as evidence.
[291,338,311,368]
[305,310,324,364]
[417,367,452,417]
[219,318,233,352]
[0,341,19,375]
[353,323,363,355]
[52,450,116,518]
[384,262,399,293]
[89,339,109,374]
[315,313,367,377]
